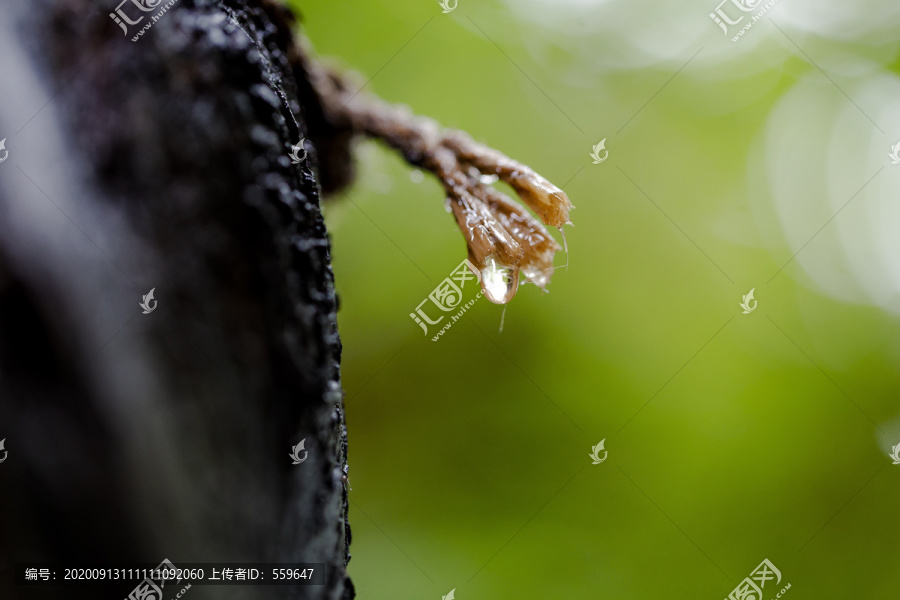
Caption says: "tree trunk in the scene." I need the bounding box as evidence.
[0,1,353,599]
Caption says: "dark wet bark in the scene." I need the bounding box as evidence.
[0,1,353,599]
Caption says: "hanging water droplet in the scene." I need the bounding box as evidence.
[410,169,424,184]
[480,255,519,304]
[444,197,452,213]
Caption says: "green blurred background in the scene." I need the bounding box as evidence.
[291,0,900,597]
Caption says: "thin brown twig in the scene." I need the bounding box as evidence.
[308,62,573,304]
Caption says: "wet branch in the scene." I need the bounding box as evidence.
[306,62,574,304]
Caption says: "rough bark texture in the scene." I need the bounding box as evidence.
[0,1,352,599]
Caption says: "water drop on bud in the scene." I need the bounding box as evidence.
[480,255,519,304]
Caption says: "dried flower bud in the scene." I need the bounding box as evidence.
[449,193,525,274]
[441,131,574,227]
[465,175,560,290]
